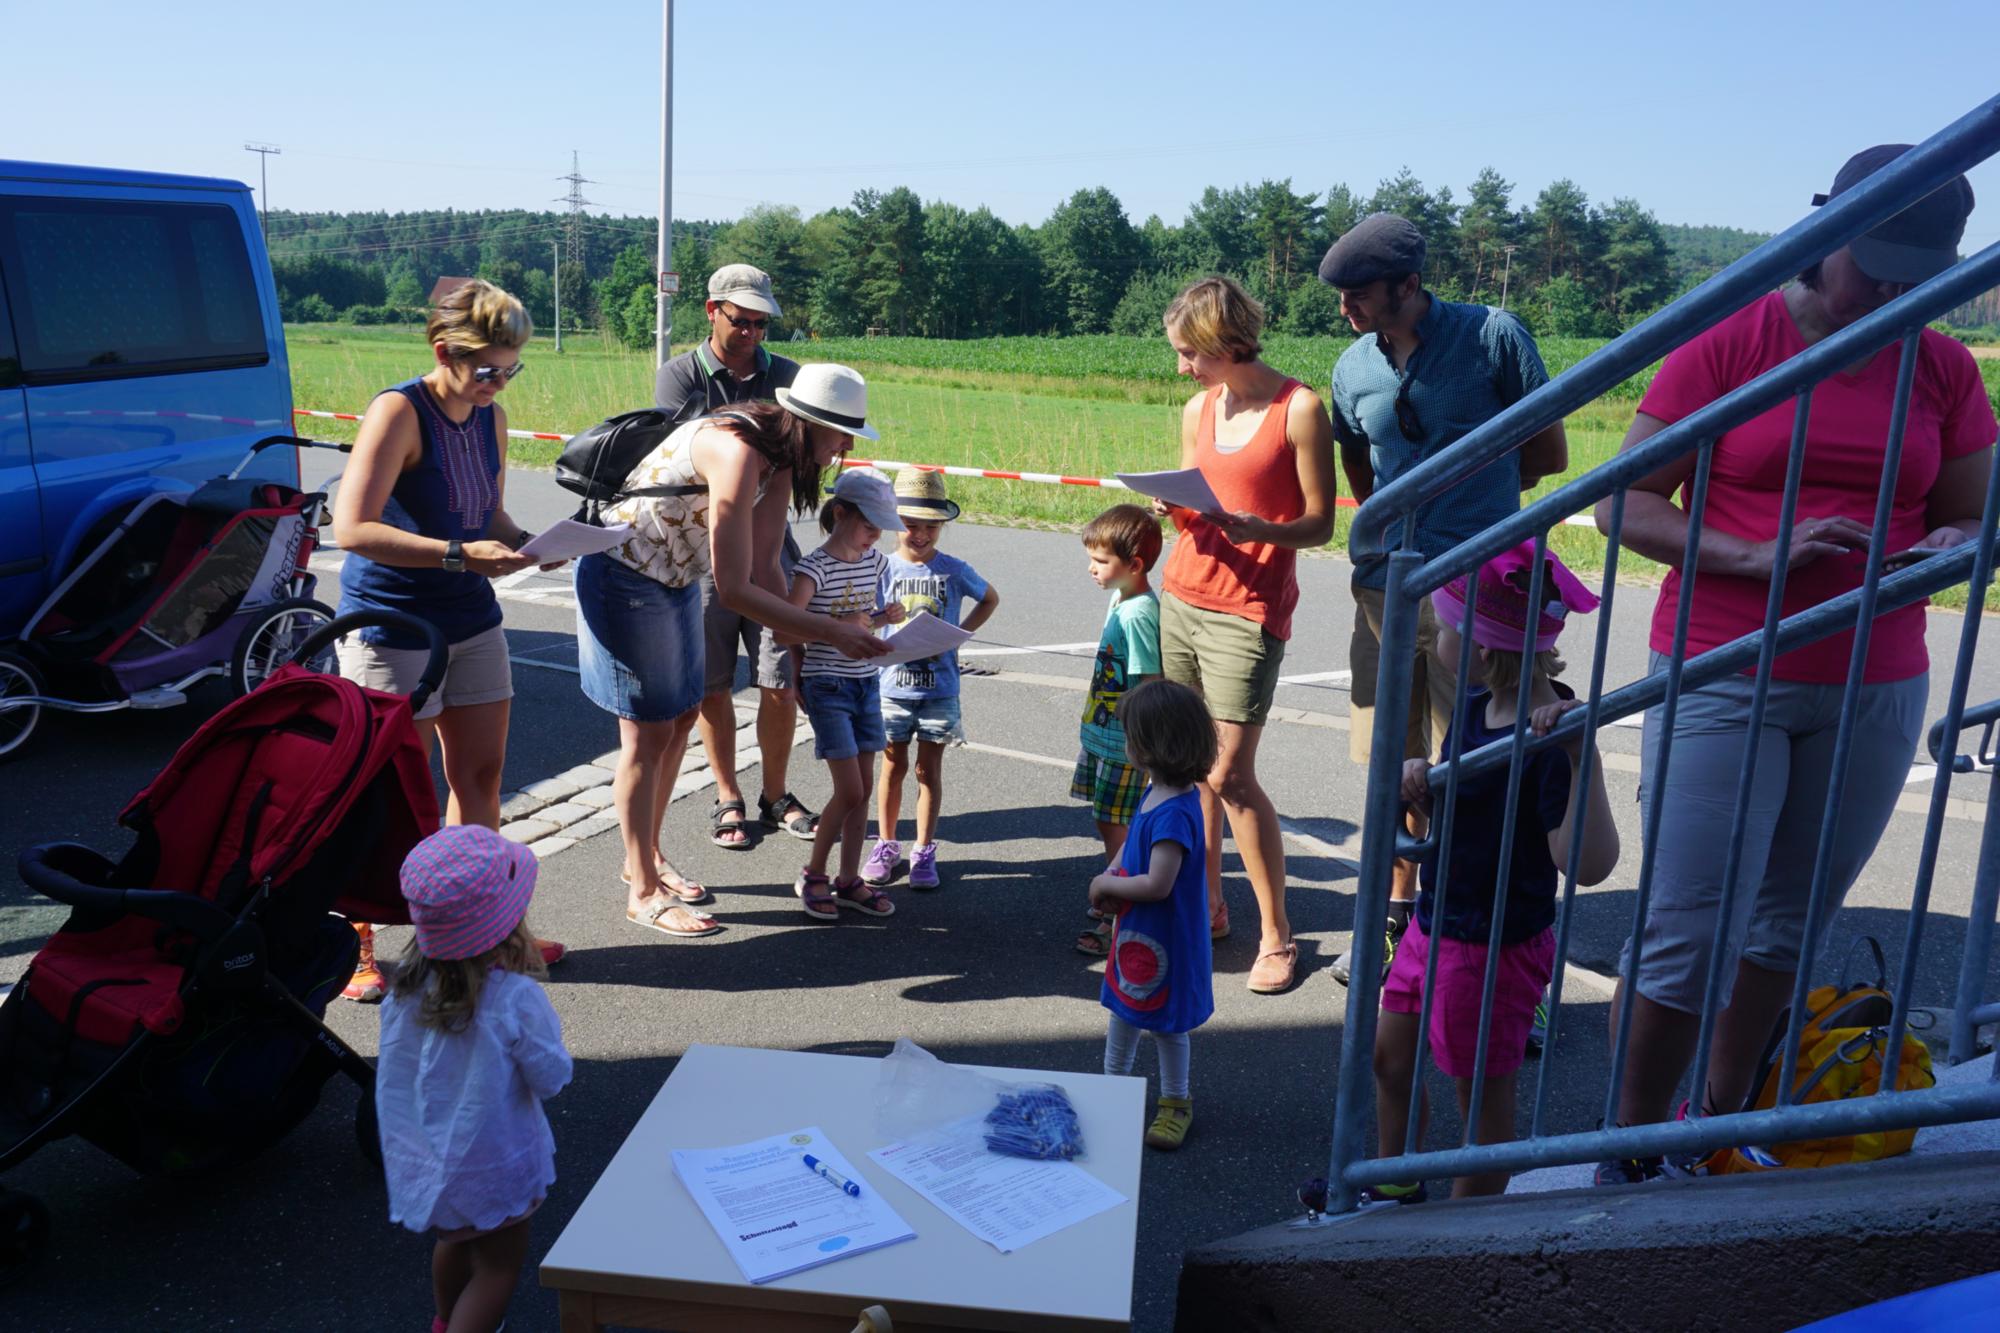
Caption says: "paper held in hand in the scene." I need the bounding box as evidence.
[874,610,974,668]
[514,519,632,562]
[1114,467,1224,517]
[672,1126,915,1285]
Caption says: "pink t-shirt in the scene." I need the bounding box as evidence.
[1640,292,1997,684]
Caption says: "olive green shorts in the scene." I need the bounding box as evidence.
[1159,591,1286,726]
[1348,584,1456,766]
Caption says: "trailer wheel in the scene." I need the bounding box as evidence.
[231,598,336,695]
[0,651,44,763]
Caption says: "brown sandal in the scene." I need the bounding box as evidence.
[1074,921,1112,957]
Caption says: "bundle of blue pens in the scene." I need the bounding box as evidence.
[984,1083,1086,1161]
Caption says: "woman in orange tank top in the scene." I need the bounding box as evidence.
[1154,277,1338,995]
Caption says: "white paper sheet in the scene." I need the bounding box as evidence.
[1114,467,1225,516]
[868,1116,1126,1254]
[873,610,975,668]
[673,1126,916,1285]
[514,519,632,562]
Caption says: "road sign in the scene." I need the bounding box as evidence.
[659,271,681,295]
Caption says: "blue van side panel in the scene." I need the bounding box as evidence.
[0,165,296,639]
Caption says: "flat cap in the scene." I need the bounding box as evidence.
[1317,213,1427,288]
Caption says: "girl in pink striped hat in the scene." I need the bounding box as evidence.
[1365,541,1621,1204]
[377,825,572,1333]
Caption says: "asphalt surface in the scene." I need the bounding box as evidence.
[3,461,1997,1331]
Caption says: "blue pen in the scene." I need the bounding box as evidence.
[802,1153,861,1198]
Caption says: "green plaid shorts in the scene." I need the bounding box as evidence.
[1072,750,1145,825]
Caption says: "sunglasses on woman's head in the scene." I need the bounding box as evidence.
[472,362,526,384]
[719,309,770,332]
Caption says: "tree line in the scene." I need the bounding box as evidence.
[264,170,1777,346]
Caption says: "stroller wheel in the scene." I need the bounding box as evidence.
[231,597,336,695]
[0,650,44,763]
[0,1188,51,1279]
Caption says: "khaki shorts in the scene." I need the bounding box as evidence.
[1160,591,1285,726]
[1348,584,1456,766]
[336,622,512,721]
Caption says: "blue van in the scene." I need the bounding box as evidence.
[0,161,296,640]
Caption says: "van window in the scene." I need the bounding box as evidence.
[0,198,267,384]
[0,273,18,389]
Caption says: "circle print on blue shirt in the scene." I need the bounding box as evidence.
[1109,920,1170,1013]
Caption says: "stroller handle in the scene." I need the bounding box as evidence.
[18,843,235,941]
[290,611,449,713]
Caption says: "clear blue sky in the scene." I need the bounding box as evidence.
[8,0,1997,247]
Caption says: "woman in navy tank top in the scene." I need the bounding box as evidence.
[331,279,554,1000]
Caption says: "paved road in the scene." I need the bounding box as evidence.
[3,462,1997,1331]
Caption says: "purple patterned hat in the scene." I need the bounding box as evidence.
[400,826,538,962]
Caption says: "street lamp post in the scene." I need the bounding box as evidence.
[656,0,674,368]
[1499,244,1519,310]
[552,239,562,354]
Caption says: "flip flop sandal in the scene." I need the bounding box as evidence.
[1210,901,1231,940]
[760,791,820,841]
[618,867,711,905]
[626,899,721,938]
[832,877,896,917]
[797,870,840,922]
[710,798,754,850]
[1074,922,1112,958]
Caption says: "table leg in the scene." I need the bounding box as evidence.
[558,1289,600,1333]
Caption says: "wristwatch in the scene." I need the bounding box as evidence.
[442,538,465,572]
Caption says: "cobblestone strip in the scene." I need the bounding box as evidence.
[497,707,816,859]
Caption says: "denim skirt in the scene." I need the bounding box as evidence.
[574,553,703,722]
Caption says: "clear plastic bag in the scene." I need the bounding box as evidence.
[873,1039,1086,1161]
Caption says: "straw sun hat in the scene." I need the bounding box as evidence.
[892,468,962,522]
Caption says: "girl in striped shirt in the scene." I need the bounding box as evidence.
[783,468,906,920]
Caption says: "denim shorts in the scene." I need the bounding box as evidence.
[574,553,703,723]
[801,672,885,760]
[881,694,965,747]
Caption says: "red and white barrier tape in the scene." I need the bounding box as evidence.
[293,408,1595,525]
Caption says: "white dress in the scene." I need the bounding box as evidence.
[375,969,573,1233]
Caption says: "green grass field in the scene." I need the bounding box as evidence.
[286,324,2000,602]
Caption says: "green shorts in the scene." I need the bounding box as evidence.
[1159,591,1285,726]
[1072,750,1145,825]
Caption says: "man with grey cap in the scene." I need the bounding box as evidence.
[1588,146,1991,1184]
[1320,213,1569,988]
[653,263,818,852]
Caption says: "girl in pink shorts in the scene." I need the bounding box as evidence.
[1368,543,1621,1201]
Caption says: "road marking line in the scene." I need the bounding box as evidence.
[511,656,580,675]
[958,641,1097,658]
[1277,670,1351,686]
[962,741,1074,771]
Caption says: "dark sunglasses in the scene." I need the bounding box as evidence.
[1394,377,1423,443]
[719,308,770,332]
[472,362,525,384]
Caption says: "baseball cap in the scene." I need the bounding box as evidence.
[1813,145,1975,286]
[824,466,905,532]
[708,263,782,317]
[400,825,538,962]
[1430,541,1599,653]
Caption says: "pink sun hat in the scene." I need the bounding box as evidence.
[1430,541,1599,653]
[399,825,539,962]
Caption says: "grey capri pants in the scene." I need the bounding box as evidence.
[1621,651,1925,1014]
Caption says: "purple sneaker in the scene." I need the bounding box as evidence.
[861,839,901,886]
[908,844,940,890]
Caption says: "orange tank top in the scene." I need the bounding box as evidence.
[1162,378,1305,640]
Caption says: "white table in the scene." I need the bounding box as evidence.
[540,1043,1144,1332]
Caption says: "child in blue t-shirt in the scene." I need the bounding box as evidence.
[1073,504,1163,957]
[863,470,1000,891]
[1089,679,1217,1151]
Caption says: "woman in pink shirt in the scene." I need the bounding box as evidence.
[1592,146,1995,1181]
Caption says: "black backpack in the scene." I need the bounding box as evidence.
[554,408,707,524]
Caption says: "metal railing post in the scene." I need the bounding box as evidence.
[1329,550,1423,1212]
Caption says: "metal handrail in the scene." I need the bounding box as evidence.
[1327,96,2000,1215]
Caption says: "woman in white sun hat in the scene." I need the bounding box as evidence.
[575,364,891,938]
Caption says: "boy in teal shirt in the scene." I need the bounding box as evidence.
[1073,504,1163,956]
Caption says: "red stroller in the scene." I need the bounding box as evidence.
[0,610,444,1271]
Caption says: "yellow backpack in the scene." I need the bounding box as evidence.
[1703,940,1934,1176]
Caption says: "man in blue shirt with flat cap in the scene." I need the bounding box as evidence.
[1322,213,1569,989]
